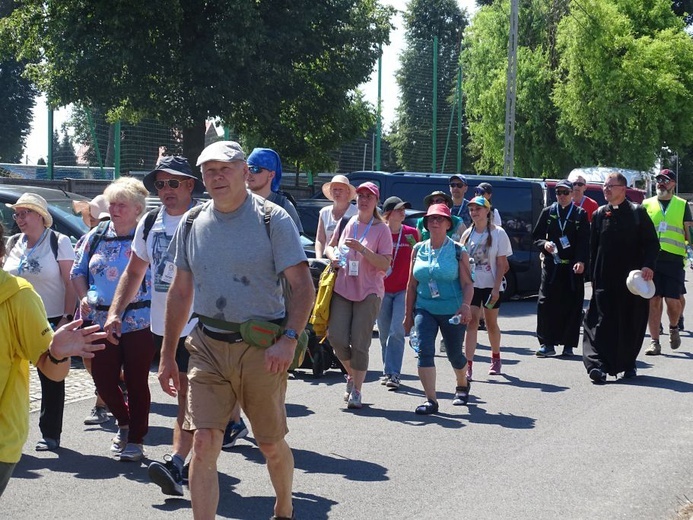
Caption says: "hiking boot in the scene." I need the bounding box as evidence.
[385,374,400,390]
[118,443,144,462]
[84,405,109,425]
[110,427,128,453]
[669,327,681,350]
[344,375,354,402]
[222,419,249,449]
[561,346,575,357]
[536,345,556,357]
[488,357,502,375]
[645,340,661,356]
[452,382,471,406]
[589,367,606,384]
[148,455,184,496]
[347,389,362,409]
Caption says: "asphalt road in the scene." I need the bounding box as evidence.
[5,282,693,520]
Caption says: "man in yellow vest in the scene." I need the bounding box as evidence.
[643,169,692,355]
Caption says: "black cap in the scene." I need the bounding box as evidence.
[382,196,411,213]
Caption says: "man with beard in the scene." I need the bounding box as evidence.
[582,172,659,383]
[642,169,692,355]
[532,179,589,358]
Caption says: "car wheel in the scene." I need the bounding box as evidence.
[501,271,517,301]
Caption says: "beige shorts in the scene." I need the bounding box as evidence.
[183,326,289,444]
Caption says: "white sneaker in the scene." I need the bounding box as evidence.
[118,443,144,462]
[110,428,128,453]
[347,389,362,409]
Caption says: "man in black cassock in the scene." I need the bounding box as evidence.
[533,179,590,358]
[583,172,660,383]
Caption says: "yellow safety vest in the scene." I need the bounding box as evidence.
[642,196,686,257]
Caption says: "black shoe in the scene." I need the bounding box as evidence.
[678,316,685,332]
[589,367,606,384]
[415,400,439,415]
[622,368,637,379]
[148,455,184,496]
[560,346,575,357]
[478,318,486,331]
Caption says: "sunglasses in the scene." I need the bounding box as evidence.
[656,178,672,185]
[12,209,34,220]
[556,190,571,196]
[248,165,269,174]
[449,183,466,188]
[573,182,585,187]
[154,179,184,190]
[427,215,447,223]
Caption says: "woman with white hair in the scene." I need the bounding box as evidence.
[314,175,358,259]
[2,193,76,451]
[71,177,155,462]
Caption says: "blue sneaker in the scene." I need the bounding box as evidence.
[536,345,556,357]
[222,419,249,449]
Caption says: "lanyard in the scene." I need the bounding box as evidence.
[578,196,585,209]
[17,228,50,275]
[426,237,450,275]
[556,203,574,236]
[353,217,374,244]
[390,226,404,266]
[657,200,669,219]
[455,201,465,217]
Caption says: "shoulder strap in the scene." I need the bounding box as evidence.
[336,216,349,240]
[6,233,20,255]
[142,207,159,242]
[183,204,206,243]
[87,220,110,264]
[264,199,272,240]
[49,230,59,260]
[454,242,463,262]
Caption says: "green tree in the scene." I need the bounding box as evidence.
[0,1,36,163]
[53,129,77,166]
[390,0,467,172]
[554,0,693,170]
[1,0,392,173]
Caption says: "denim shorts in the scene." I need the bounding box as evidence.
[414,308,466,370]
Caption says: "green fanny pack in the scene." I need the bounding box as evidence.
[239,319,308,371]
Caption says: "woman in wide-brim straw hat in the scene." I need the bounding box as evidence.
[315,174,358,259]
[3,192,76,451]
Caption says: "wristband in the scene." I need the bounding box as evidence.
[47,349,69,364]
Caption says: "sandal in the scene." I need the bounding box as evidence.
[452,382,471,406]
[415,400,439,415]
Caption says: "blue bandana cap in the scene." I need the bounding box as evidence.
[248,148,283,192]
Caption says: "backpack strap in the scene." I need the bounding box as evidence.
[141,207,159,243]
[264,199,272,240]
[5,233,20,256]
[183,203,207,243]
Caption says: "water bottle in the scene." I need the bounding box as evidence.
[469,256,476,282]
[87,284,98,305]
[449,314,462,325]
[409,330,420,353]
[547,241,561,264]
[337,245,349,268]
[687,246,693,270]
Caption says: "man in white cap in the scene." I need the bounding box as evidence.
[159,141,314,520]
[104,156,202,496]
[582,172,659,383]
[642,169,692,355]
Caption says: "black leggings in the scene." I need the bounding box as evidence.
[37,316,65,440]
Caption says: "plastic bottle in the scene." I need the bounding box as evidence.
[337,245,349,268]
[469,256,476,282]
[547,241,561,264]
[448,314,462,325]
[687,245,693,270]
[409,330,420,353]
[87,284,98,305]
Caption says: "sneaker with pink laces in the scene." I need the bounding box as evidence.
[488,357,502,375]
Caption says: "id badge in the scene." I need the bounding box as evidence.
[161,261,175,284]
[559,235,571,249]
[428,279,440,298]
[348,260,359,276]
[658,221,667,233]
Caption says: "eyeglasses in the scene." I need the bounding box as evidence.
[602,184,625,190]
[573,182,585,187]
[449,183,466,188]
[248,165,269,174]
[556,190,571,196]
[427,215,447,223]
[12,209,34,220]
[656,178,672,185]
[154,179,184,190]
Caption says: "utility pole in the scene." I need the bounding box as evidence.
[503,0,519,177]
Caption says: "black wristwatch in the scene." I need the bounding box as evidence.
[283,329,299,341]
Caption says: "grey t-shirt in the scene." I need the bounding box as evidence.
[170,192,307,324]
[267,191,304,234]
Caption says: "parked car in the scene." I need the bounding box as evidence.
[297,171,545,298]
[0,185,90,244]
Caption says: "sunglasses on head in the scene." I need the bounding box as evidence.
[449,182,465,188]
[154,179,184,190]
[556,190,571,196]
[248,165,268,174]
[573,182,585,187]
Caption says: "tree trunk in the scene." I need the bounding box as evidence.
[182,121,207,178]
